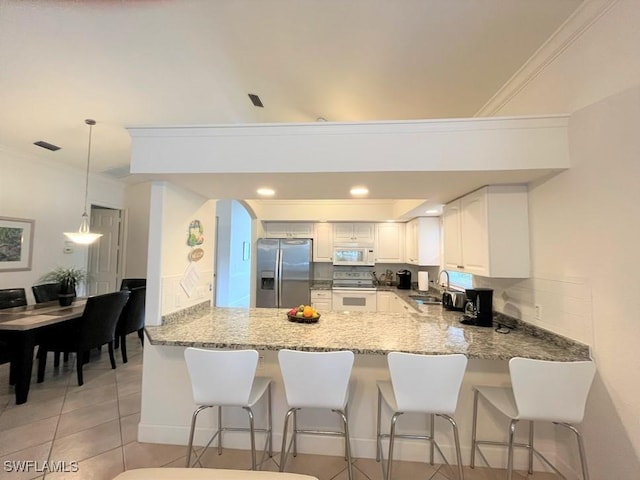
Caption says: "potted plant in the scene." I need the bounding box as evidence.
[40,267,87,306]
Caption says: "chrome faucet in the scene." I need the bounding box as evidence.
[438,270,450,291]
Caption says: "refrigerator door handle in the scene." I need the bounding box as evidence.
[276,247,282,308]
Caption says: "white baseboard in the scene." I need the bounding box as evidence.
[138,422,570,475]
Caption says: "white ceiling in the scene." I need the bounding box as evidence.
[0,0,584,203]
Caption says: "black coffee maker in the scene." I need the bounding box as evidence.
[396,270,412,289]
[460,288,493,327]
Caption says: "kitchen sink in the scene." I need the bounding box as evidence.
[408,294,442,305]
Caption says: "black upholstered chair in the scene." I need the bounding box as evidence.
[0,288,27,309]
[0,337,12,367]
[33,282,70,365]
[32,283,62,303]
[0,289,26,384]
[36,290,130,386]
[120,278,146,291]
[115,286,146,363]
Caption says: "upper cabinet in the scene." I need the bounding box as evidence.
[333,223,375,245]
[264,222,313,239]
[375,223,405,263]
[405,217,440,266]
[443,186,530,278]
[313,223,334,262]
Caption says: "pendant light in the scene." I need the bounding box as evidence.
[64,119,103,245]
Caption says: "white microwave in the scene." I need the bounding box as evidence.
[332,246,376,266]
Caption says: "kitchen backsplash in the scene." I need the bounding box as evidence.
[474,274,594,346]
[313,262,439,287]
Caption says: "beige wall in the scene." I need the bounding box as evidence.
[123,182,151,279]
[0,146,125,301]
[475,1,640,477]
[143,182,215,325]
[479,86,640,477]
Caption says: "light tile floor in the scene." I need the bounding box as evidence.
[0,340,560,480]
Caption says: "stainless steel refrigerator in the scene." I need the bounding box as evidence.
[256,238,313,308]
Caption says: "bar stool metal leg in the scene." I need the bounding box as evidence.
[335,409,354,480]
[279,408,297,472]
[470,389,479,468]
[429,413,435,465]
[217,405,223,455]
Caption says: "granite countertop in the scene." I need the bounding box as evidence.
[147,301,590,361]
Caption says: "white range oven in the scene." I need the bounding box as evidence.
[331,270,377,312]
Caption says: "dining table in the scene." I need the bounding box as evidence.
[0,299,86,404]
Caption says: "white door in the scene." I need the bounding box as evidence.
[87,207,122,295]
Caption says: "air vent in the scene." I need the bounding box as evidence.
[102,165,131,179]
[248,93,264,108]
[34,141,61,151]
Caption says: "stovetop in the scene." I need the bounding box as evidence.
[332,270,375,290]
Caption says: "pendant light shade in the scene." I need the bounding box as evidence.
[64,119,103,245]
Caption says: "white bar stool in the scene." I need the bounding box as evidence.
[112,468,318,479]
[277,349,355,480]
[470,357,596,480]
[184,348,273,470]
[376,352,468,480]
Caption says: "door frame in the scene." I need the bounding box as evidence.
[87,203,126,293]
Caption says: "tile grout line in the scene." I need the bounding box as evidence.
[42,351,76,480]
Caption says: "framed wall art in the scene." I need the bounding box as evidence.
[0,216,35,272]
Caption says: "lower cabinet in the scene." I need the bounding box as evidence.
[310,290,332,312]
[376,291,394,312]
[376,291,419,313]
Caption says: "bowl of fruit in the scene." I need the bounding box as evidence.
[287,305,321,323]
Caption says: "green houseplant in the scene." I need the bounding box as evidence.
[40,267,87,306]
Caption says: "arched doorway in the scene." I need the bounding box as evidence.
[214,200,252,307]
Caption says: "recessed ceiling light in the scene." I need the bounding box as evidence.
[350,186,369,196]
[257,188,275,196]
[425,209,439,214]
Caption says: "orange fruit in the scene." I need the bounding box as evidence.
[303,306,313,317]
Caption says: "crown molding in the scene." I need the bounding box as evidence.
[475,0,619,117]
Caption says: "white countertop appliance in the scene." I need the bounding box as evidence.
[332,245,375,266]
[331,269,377,312]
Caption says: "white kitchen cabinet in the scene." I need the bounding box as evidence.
[264,222,313,238]
[394,295,419,314]
[404,217,440,266]
[376,291,394,312]
[333,223,375,244]
[442,185,530,278]
[377,291,419,314]
[375,223,405,263]
[313,223,333,262]
[311,290,332,312]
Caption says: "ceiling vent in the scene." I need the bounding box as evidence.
[102,165,131,179]
[248,93,264,108]
[34,140,61,151]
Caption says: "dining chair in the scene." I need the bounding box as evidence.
[115,286,146,363]
[36,290,130,386]
[120,278,146,290]
[31,282,62,303]
[0,288,27,309]
[32,282,71,366]
[0,289,27,376]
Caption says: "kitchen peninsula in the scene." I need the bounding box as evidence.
[140,302,589,469]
